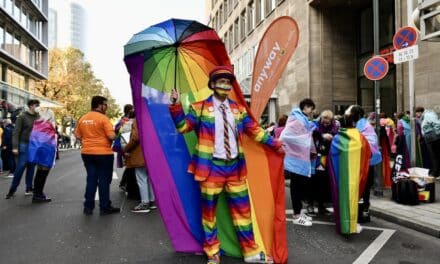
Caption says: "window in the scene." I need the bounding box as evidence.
[228,26,233,51]
[257,0,265,23]
[5,30,13,54]
[228,0,233,15]
[240,10,246,40]
[14,35,20,59]
[379,0,394,47]
[224,32,229,53]
[21,43,30,65]
[219,4,223,27]
[223,1,228,24]
[247,1,255,33]
[234,19,239,47]
[14,1,21,21]
[266,0,276,15]
[21,10,28,28]
[0,25,4,50]
[5,0,13,15]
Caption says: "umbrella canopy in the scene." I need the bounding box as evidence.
[124,18,287,263]
[125,18,227,95]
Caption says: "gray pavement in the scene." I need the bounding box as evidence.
[1,150,440,264]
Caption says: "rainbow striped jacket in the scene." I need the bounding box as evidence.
[169,95,281,181]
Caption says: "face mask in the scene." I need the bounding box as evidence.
[214,83,232,91]
[34,106,41,113]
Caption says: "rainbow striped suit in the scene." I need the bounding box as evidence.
[169,95,280,258]
[169,95,280,182]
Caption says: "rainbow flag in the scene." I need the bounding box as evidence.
[124,19,287,263]
[28,120,57,168]
[327,128,371,234]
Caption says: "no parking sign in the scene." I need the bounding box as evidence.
[364,56,389,81]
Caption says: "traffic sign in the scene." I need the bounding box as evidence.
[393,45,419,64]
[393,26,418,50]
[364,56,389,81]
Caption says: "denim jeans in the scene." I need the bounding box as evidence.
[134,167,155,204]
[81,154,114,210]
[9,143,36,193]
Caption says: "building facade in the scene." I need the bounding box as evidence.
[48,0,86,54]
[0,0,53,107]
[206,0,440,123]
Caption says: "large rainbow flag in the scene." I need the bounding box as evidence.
[327,128,371,235]
[124,19,287,263]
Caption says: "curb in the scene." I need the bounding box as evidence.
[369,207,440,238]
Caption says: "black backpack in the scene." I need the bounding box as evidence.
[392,179,419,205]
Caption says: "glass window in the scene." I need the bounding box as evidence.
[266,0,276,15]
[223,1,228,23]
[234,19,239,47]
[5,0,13,15]
[0,25,4,50]
[248,1,255,33]
[224,32,229,53]
[379,0,394,47]
[359,77,374,114]
[5,30,13,54]
[359,7,373,54]
[259,0,265,22]
[219,4,223,27]
[14,1,21,21]
[228,26,233,51]
[240,10,246,40]
[14,35,20,58]
[21,10,28,28]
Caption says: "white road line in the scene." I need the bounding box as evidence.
[112,172,118,180]
[353,229,395,264]
[286,210,396,264]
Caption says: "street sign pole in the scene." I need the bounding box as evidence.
[373,0,383,196]
[408,0,417,167]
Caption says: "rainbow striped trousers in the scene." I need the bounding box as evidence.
[200,158,259,257]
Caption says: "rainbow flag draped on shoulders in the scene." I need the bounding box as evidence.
[327,128,371,235]
[28,120,57,168]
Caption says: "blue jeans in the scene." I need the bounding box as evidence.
[82,154,114,210]
[134,167,155,204]
[9,143,36,193]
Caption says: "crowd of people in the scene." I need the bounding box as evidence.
[3,65,440,263]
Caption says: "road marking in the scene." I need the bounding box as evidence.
[112,172,118,180]
[285,210,396,264]
[353,229,395,264]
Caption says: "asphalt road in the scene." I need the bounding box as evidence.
[0,150,439,264]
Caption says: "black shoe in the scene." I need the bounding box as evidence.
[5,192,14,199]
[32,195,52,203]
[83,208,93,215]
[149,201,157,210]
[100,206,120,215]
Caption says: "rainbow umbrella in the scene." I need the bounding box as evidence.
[124,18,287,263]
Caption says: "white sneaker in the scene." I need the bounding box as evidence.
[356,224,363,233]
[300,213,312,221]
[244,252,273,263]
[131,203,151,213]
[292,216,312,226]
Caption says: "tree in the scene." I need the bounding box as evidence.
[36,48,121,123]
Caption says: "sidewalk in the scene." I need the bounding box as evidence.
[370,180,440,238]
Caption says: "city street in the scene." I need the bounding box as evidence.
[1,150,439,264]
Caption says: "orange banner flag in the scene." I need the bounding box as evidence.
[250,16,299,120]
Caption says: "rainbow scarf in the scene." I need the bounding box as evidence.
[28,120,57,168]
[328,128,371,234]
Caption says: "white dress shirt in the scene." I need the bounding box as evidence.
[212,96,238,159]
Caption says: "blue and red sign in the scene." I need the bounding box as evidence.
[364,56,389,81]
[393,26,418,50]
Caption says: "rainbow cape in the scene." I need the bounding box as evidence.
[327,128,371,234]
[124,19,287,263]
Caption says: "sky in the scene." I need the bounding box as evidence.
[80,0,207,107]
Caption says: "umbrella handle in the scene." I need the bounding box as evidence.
[170,88,179,104]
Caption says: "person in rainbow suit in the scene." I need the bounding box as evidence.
[169,66,282,264]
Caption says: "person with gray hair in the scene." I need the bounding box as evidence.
[27,108,58,202]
